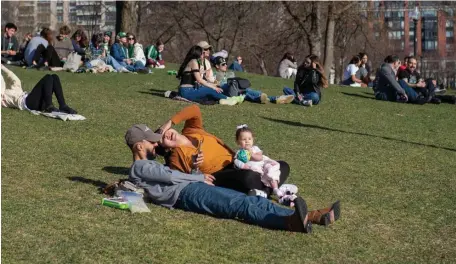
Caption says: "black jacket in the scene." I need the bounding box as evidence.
[294,67,322,96]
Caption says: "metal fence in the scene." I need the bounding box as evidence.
[420,59,456,90]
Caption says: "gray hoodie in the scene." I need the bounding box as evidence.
[129,159,205,208]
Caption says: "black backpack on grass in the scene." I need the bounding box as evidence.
[226,77,251,96]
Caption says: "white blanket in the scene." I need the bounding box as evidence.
[30,110,86,121]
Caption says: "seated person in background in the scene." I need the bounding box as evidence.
[228,55,244,72]
[71,29,88,57]
[342,55,366,87]
[210,49,228,65]
[102,31,112,54]
[86,33,129,73]
[127,33,148,73]
[17,32,32,63]
[196,41,216,83]
[31,25,74,69]
[145,40,165,68]
[374,55,413,103]
[24,28,50,67]
[398,56,409,73]
[277,52,298,79]
[356,52,370,85]
[398,57,455,104]
[214,56,293,104]
[1,65,77,114]
[111,32,148,73]
[176,46,242,105]
[1,23,20,64]
[284,54,328,107]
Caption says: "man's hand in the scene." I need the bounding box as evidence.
[401,93,408,102]
[215,87,223,93]
[8,50,16,56]
[417,81,426,88]
[204,174,215,185]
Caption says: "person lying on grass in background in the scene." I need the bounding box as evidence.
[213,56,294,104]
[1,65,77,114]
[145,40,165,68]
[176,46,243,105]
[284,54,328,107]
[125,124,341,233]
[397,56,454,105]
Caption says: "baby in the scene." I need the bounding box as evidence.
[234,124,284,198]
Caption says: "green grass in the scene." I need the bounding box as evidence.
[2,65,456,263]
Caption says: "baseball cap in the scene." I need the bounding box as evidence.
[197,41,212,49]
[104,31,112,37]
[117,32,127,38]
[125,124,162,148]
[214,56,227,66]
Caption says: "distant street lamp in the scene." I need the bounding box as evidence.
[410,6,420,57]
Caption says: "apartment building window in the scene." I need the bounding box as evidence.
[446,20,454,28]
[58,15,63,22]
[385,11,391,18]
[423,40,437,50]
[447,31,454,38]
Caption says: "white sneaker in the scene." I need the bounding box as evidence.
[164,91,172,98]
[219,98,237,106]
[278,194,298,207]
[302,100,313,107]
[279,184,298,195]
[157,65,166,69]
[260,93,269,104]
[119,67,131,73]
[276,95,295,104]
[434,87,446,94]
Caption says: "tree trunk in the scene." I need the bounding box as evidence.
[259,59,268,76]
[116,1,138,35]
[324,2,335,79]
[308,2,322,57]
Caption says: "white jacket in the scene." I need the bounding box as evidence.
[132,43,146,65]
[1,65,26,110]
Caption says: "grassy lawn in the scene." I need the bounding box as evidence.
[2,65,456,263]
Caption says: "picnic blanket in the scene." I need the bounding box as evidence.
[30,110,86,121]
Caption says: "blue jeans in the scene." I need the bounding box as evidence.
[105,55,123,71]
[179,86,227,102]
[398,80,419,102]
[175,182,293,230]
[220,84,276,103]
[283,87,320,105]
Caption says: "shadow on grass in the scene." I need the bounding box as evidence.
[102,166,130,175]
[138,91,164,98]
[67,176,108,193]
[341,92,375,100]
[262,117,456,152]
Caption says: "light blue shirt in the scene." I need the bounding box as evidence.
[24,36,48,66]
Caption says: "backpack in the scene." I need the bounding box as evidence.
[63,52,82,72]
[226,77,251,96]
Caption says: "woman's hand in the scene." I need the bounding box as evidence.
[158,120,173,134]
[193,151,204,167]
[204,174,215,186]
[214,87,223,93]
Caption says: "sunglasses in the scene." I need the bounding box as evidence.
[220,63,227,66]
[128,37,134,40]
[204,48,210,51]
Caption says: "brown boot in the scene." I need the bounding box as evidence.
[284,197,312,233]
[308,200,341,227]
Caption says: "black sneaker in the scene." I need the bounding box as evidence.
[430,97,441,104]
[44,105,59,113]
[38,66,50,71]
[59,105,77,114]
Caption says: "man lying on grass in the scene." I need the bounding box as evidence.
[124,124,341,234]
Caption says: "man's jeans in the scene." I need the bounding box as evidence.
[175,182,293,230]
[283,87,320,105]
[220,84,277,103]
[179,86,227,102]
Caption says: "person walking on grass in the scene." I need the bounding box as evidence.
[1,65,77,114]
[124,124,341,233]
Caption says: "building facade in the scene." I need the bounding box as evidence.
[16,0,116,35]
[367,1,455,59]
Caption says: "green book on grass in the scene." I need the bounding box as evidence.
[102,197,129,210]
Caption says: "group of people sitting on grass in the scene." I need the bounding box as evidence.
[1,23,165,74]
[171,42,328,107]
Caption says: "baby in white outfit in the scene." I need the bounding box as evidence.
[233,125,283,198]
